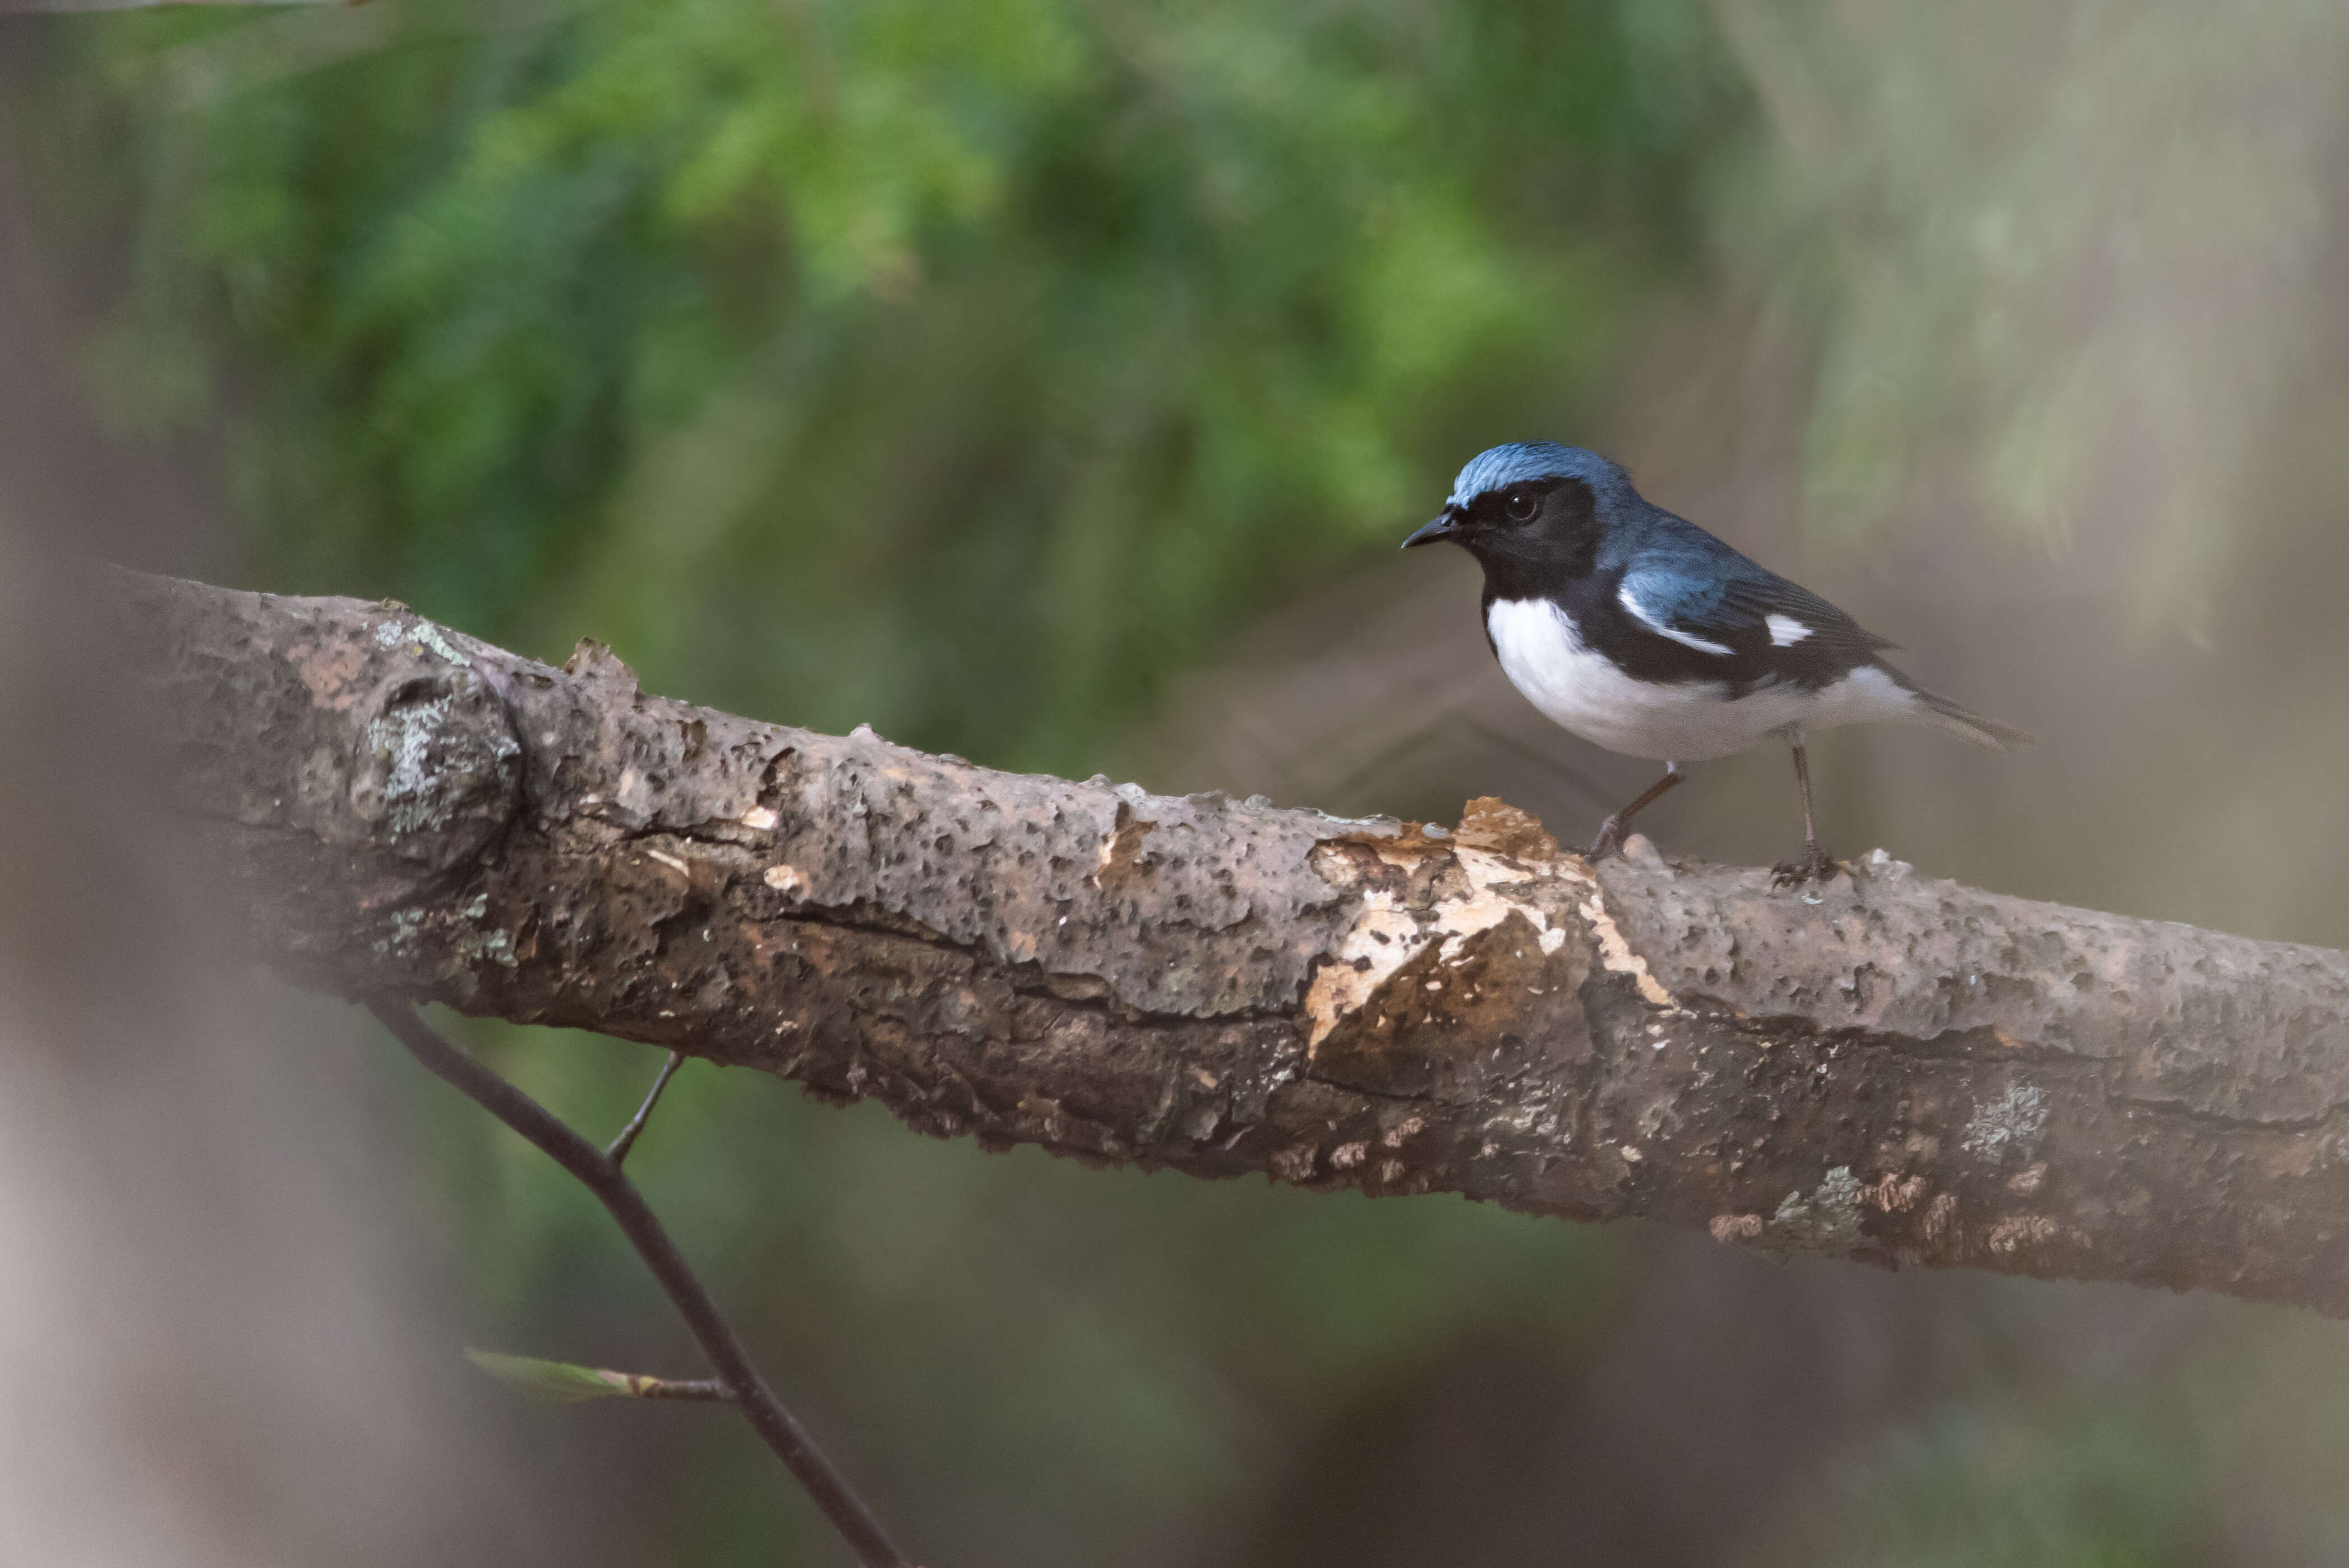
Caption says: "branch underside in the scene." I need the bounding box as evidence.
[120,571,2349,1314]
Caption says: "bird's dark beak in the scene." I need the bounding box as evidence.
[1402,508,1462,549]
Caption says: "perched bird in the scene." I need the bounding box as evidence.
[1404,442,2030,880]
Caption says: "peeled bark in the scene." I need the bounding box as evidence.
[118,571,2349,1314]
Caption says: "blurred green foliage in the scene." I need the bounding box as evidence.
[1702,3,2347,606]
[1816,1405,2210,1568]
[58,0,1743,772]
[34,7,1753,1559]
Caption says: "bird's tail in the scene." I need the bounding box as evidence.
[1907,682,2035,750]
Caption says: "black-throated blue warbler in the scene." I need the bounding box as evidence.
[1404,442,2030,880]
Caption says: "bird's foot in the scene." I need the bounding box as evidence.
[1771,845,1842,888]
[1587,815,1627,861]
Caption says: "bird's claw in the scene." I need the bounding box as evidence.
[1771,846,1842,888]
[1587,817,1626,861]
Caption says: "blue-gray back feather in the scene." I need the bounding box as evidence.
[1609,499,1898,660]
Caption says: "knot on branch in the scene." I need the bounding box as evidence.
[350,667,523,872]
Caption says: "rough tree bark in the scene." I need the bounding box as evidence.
[119,572,2349,1314]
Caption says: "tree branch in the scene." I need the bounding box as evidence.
[607,1049,683,1164]
[121,571,2349,1314]
[368,1002,911,1568]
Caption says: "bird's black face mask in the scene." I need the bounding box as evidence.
[1405,477,1600,594]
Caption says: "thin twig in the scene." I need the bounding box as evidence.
[367,1002,912,1568]
[465,1348,734,1403]
[607,1049,684,1164]
[622,1375,732,1400]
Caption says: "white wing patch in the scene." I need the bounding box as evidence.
[1766,614,1812,647]
[1617,583,1732,657]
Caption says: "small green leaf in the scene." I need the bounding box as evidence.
[465,1348,636,1403]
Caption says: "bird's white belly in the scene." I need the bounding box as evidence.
[1485,597,1916,762]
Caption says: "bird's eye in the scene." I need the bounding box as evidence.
[1503,488,1540,523]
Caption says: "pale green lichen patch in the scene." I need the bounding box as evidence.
[452,925,517,972]
[1961,1082,2048,1161]
[1773,1164,1864,1251]
[446,890,517,983]
[371,892,516,993]
[364,693,460,835]
[375,907,426,960]
[375,617,472,667]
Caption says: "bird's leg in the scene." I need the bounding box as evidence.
[1588,763,1682,860]
[1771,736,1839,886]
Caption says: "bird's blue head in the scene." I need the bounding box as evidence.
[1403,442,1633,588]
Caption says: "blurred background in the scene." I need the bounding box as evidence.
[5,0,2349,1562]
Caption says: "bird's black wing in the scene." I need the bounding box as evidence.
[1615,554,1897,690]
[1711,573,1899,658]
